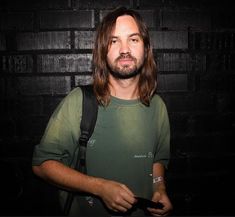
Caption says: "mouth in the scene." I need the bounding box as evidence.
[118,58,134,65]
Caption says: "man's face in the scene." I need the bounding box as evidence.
[107,15,145,79]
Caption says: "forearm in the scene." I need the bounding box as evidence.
[32,160,136,213]
[149,163,173,215]
[152,162,166,193]
[32,160,103,196]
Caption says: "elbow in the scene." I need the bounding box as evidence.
[32,160,58,179]
[32,165,43,177]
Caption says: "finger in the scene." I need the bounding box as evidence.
[113,196,133,210]
[119,185,136,205]
[111,202,128,213]
[147,207,166,216]
[115,205,128,213]
[120,184,135,197]
[120,199,133,210]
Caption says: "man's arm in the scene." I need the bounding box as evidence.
[32,160,136,213]
[147,162,173,216]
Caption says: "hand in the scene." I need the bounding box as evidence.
[147,191,173,216]
[97,179,136,213]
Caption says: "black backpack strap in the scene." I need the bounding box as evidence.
[76,85,98,174]
[63,85,98,215]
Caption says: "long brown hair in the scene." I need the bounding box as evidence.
[92,7,157,106]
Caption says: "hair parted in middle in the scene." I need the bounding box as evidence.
[92,7,157,106]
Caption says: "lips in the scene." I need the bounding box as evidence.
[118,58,134,64]
[119,58,133,62]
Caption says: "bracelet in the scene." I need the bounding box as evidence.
[153,176,164,184]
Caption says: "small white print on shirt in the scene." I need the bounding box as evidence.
[134,152,153,159]
[88,139,96,147]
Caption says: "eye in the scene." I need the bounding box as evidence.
[130,37,139,43]
[110,38,117,44]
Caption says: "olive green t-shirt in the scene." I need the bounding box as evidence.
[32,87,170,216]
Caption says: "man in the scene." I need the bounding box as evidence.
[32,7,173,216]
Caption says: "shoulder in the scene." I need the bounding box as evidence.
[150,94,169,119]
[61,87,83,106]
[151,94,167,109]
[66,86,83,99]
[51,87,83,119]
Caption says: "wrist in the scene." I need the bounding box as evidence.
[153,176,166,192]
[153,176,164,184]
[88,177,105,196]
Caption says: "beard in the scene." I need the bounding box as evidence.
[107,53,143,79]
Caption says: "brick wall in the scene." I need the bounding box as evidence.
[0,0,234,215]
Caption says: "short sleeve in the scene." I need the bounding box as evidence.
[32,87,83,167]
[153,96,170,169]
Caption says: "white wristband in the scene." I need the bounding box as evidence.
[153,176,164,184]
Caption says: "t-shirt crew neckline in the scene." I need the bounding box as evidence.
[110,95,140,106]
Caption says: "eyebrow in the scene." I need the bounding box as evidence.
[111,33,142,38]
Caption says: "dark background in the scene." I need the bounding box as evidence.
[0,0,234,216]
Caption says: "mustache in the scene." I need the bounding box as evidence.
[115,53,137,62]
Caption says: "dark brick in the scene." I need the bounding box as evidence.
[0,116,17,139]
[216,93,232,112]
[212,2,235,30]
[42,96,64,115]
[1,55,34,73]
[5,32,17,51]
[168,112,189,135]
[161,8,211,30]
[2,79,18,100]
[157,74,188,92]
[191,54,207,71]
[0,78,4,98]
[150,31,188,49]
[205,53,227,71]
[74,0,132,9]
[0,12,34,31]
[17,96,44,116]
[17,31,71,50]
[74,31,95,49]
[17,115,50,138]
[219,54,235,71]
[163,93,216,113]
[190,32,235,50]
[161,0,215,8]
[156,53,195,71]
[0,33,6,51]
[189,113,233,134]
[172,132,234,153]
[40,10,94,29]
[199,74,231,92]
[189,153,235,173]
[5,76,71,95]
[166,168,235,215]
[138,0,163,8]
[37,54,92,72]
[157,53,189,71]
[100,10,158,28]
[191,93,216,112]
[210,53,235,72]
[0,0,70,10]
[137,10,159,29]
[75,75,93,86]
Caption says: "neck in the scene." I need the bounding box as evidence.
[109,74,140,100]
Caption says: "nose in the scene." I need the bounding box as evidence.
[119,41,130,55]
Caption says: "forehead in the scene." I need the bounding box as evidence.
[112,15,140,35]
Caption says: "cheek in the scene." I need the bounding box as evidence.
[107,48,118,62]
[135,47,145,62]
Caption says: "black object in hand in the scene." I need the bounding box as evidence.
[135,197,164,209]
